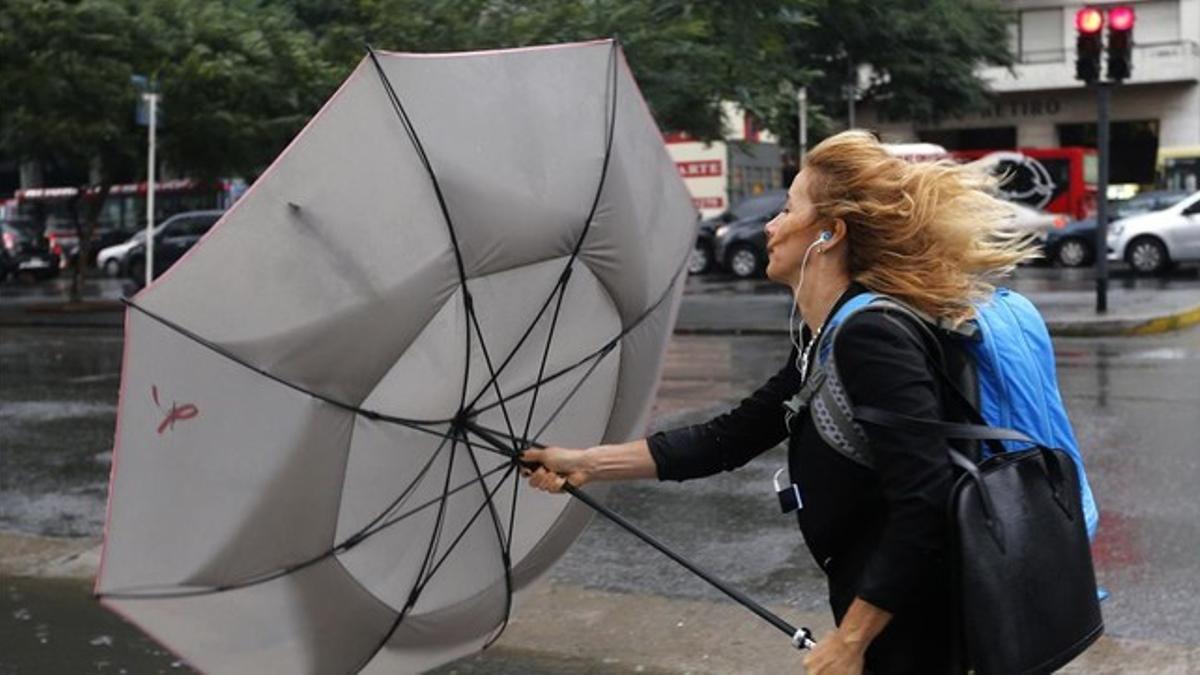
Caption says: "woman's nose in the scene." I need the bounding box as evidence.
[764,215,780,237]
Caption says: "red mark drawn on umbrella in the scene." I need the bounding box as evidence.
[152,385,199,435]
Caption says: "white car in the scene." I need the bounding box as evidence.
[97,225,162,276]
[1107,189,1200,274]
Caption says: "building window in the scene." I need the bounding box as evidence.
[1017,8,1065,63]
[1134,1,1180,44]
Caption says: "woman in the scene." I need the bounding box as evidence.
[522,130,1037,674]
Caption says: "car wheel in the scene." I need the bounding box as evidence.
[103,258,121,277]
[688,243,712,275]
[727,244,762,279]
[1056,237,1093,267]
[1126,236,1169,275]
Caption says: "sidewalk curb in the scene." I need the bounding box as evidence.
[1044,302,1200,337]
[674,302,1200,339]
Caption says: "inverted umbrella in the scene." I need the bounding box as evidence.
[95,39,811,674]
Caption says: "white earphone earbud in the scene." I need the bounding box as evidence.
[788,229,836,365]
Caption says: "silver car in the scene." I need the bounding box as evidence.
[1107,190,1200,274]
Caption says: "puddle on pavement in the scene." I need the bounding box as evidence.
[0,575,191,674]
[0,575,662,674]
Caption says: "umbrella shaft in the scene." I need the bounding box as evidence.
[561,482,809,647]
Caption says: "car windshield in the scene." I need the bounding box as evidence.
[1114,192,1188,217]
[727,192,787,222]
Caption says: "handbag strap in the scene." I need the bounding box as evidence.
[854,405,1035,445]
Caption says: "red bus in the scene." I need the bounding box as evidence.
[950,147,1098,220]
[9,178,243,266]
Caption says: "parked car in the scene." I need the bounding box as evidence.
[1107,189,1200,274]
[125,210,223,285]
[1,218,60,281]
[97,226,163,277]
[710,190,788,278]
[1046,190,1190,267]
[689,218,716,275]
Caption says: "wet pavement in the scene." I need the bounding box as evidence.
[2,318,1200,670]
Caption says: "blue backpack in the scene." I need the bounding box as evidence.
[791,288,1099,540]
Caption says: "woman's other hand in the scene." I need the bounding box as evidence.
[801,629,866,674]
[521,446,593,493]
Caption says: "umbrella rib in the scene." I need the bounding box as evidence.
[458,427,518,647]
[519,279,570,445]
[368,46,525,448]
[366,47,470,286]
[356,464,518,673]
[406,463,517,602]
[461,41,619,416]
[119,299,457,427]
[471,246,688,419]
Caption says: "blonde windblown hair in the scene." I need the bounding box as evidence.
[803,130,1040,325]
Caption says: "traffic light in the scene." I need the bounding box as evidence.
[1075,7,1104,83]
[1107,6,1135,81]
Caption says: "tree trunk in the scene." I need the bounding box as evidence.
[68,183,111,303]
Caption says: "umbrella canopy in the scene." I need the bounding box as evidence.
[95,39,696,673]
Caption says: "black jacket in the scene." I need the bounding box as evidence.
[648,285,962,674]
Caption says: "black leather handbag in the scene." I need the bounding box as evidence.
[856,404,1104,675]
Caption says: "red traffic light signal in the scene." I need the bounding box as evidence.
[1075,7,1104,34]
[1075,7,1104,83]
[1109,6,1135,31]
[1108,6,1135,81]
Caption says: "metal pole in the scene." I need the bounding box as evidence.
[846,60,856,129]
[145,92,158,288]
[798,87,808,165]
[1095,84,1109,313]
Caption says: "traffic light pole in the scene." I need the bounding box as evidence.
[1094,83,1110,313]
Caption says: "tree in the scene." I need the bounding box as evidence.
[0,0,333,300]
[134,0,339,182]
[753,0,1015,165]
[0,0,143,300]
[284,0,810,142]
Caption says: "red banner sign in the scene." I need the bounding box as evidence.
[692,197,724,210]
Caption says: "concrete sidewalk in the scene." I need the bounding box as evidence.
[3,532,1195,674]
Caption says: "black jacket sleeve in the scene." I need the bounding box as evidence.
[834,312,955,614]
[647,346,801,481]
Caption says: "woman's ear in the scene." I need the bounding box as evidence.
[820,219,848,252]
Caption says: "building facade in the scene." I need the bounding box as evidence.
[860,0,1200,187]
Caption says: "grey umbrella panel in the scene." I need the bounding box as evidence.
[96,39,697,674]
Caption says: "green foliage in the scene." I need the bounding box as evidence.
[0,0,142,181]
[133,0,339,181]
[0,0,1017,184]
[283,0,809,142]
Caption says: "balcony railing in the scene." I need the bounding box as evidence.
[982,39,1200,91]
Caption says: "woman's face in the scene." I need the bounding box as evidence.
[764,169,823,285]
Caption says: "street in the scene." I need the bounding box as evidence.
[2,308,1199,671]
